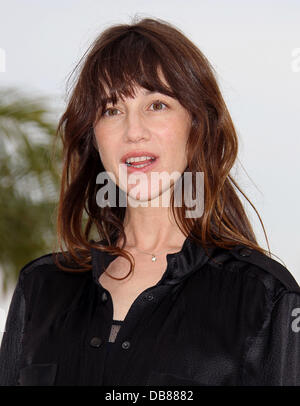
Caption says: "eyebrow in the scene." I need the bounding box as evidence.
[142,89,172,97]
[143,90,159,95]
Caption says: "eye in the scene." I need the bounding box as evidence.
[102,107,120,117]
[101,100,168,118]
[150,100,168,112]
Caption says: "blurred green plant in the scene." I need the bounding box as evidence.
[0,87,63,294]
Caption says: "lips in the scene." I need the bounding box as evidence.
[121,151,159,164]
[124,156,159,174]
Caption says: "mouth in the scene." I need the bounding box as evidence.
[124,157,158,173]
[120,151,159,173]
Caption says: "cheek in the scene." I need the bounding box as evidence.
[94,135,113,168]
[167,130,189,167]
[160,112,190,141]
[160,126,188,158]
[94,128,110,153]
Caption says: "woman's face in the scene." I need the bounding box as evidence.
[93,78,192,205]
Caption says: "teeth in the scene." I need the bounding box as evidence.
[128,162,152,168]
[125,156,155,164]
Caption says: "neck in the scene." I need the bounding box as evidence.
[117,206,187,253]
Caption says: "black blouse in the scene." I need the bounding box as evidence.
[0,235,300,386]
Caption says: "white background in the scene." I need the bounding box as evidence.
[0,0,299,327]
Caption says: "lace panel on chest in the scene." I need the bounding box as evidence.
[108,320,123,343]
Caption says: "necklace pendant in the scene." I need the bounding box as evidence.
[151,255,157,262]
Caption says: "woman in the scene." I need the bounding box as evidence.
[0,17,300,386]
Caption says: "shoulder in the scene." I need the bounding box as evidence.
[19,252,64,276]
[209,244,300,300]
[16,252,93,314]
[19,251,89,276]
[12,252,92,327]
[18,251,91,297]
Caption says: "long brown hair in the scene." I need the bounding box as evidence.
[52,16,273,279]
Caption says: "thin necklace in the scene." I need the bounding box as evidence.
[134,247,174,262]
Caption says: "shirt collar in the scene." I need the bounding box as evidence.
[91,234,216,286]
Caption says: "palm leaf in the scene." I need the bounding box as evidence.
[0,87,62,294]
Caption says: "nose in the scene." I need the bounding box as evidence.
[123,110,150,143]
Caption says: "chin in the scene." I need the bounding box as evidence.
[127,193,158,203]
[128,187,172,207]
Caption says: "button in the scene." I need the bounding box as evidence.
[90,337,103,348]
[145,293,154,301]
[121,341,131,350]
[101,291,108,303]
[238,247,252,257]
